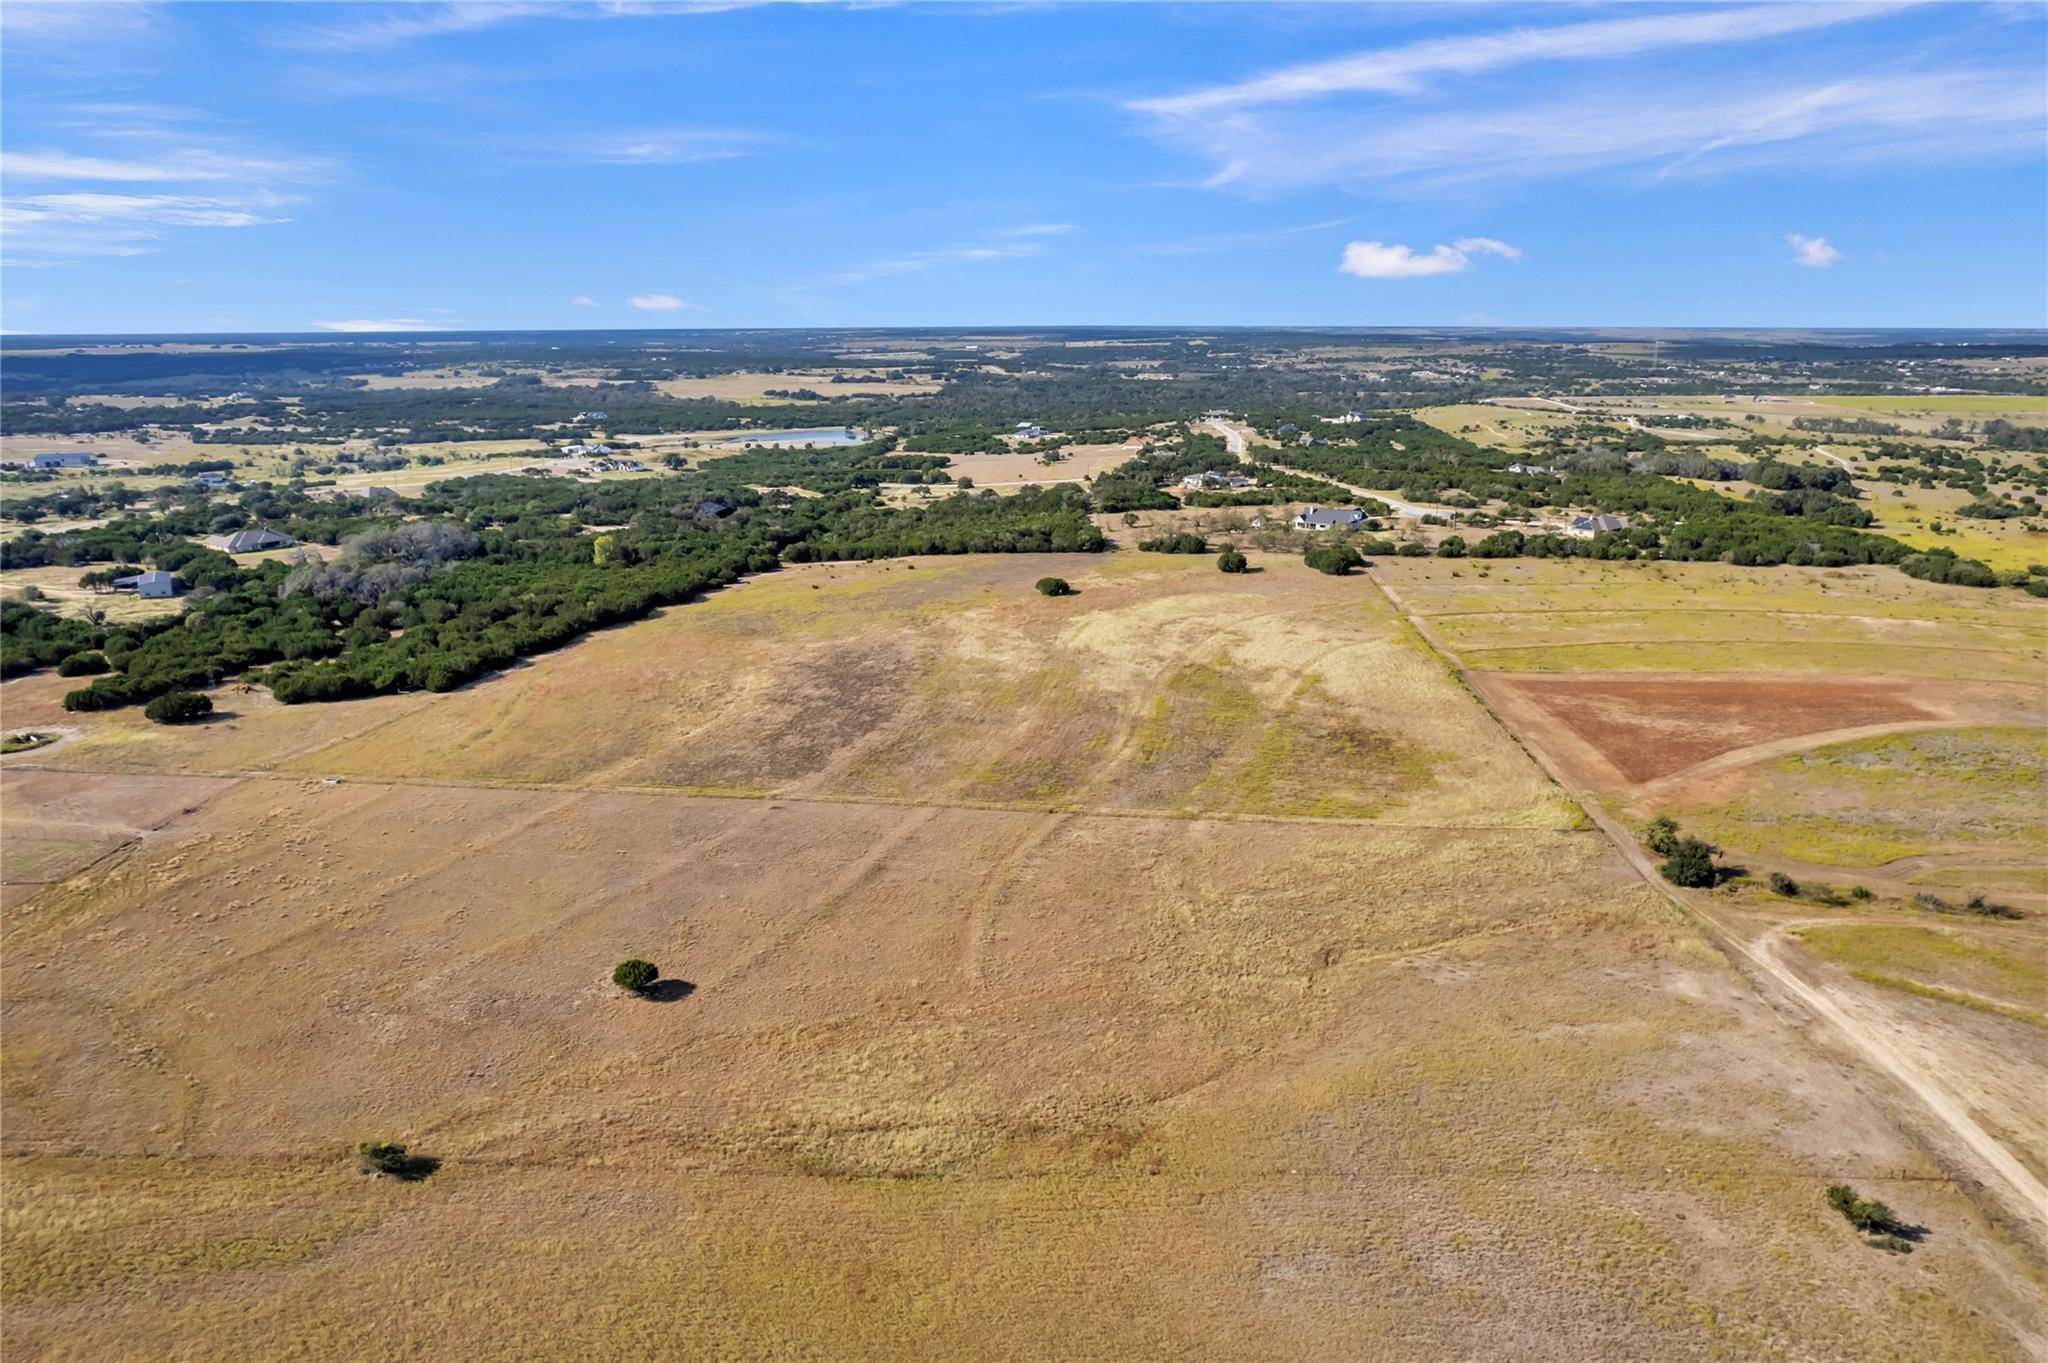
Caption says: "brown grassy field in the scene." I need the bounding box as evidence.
[4,551,2046,1360]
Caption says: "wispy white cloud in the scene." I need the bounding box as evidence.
[579,127,770,165]
[629,294,698,311]
[1338,236,1522,280]
[1131,216,1354,257]
[1129,4,2039,196]
[1787,233,1843,267]
[2,147,332,183]
[1154,69,2046,194]
[1132,4,1905,118]
[990,222,1078,238]
[813,224,1076,288]
[274,1,804,53]
[2,105,333,264]
[571,295,600,307]
[2,190,296,263]
[314,318,448,332]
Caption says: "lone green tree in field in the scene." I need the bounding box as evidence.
[613,958,659,994]
[1217,547,1249,574]
[1659,837,1719,889]
[1035,576,1073,597]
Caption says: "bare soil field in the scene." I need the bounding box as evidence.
[5,551,2046,1360]
[1487,675,1944,785]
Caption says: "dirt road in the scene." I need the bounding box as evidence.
[1370,572,2048,1244]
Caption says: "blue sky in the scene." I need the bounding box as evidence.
[3,1,2044,333]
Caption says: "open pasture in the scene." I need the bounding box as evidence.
[5,549,2045,1359]
[262,554,1564,827]
[943,442,1132,488]
[1380,558,2048,685]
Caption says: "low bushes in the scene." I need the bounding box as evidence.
[1304,543,1364,576]
[143,690,213,725]
[1035,576,1074,597]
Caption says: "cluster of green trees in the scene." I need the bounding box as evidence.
[1137,532,1208,553]
[0,600,109,677]
[10,450,1108,712]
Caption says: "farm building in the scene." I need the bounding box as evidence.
[1566,513,1630,537]
[112,570,179,599]
[207,528,296,553]
[1295,506,1366,531]
[574,411,608,422]
[1508,463,1562,477]
[191,471,232,489]
[31,451,95,470]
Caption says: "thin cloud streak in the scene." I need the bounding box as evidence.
[1163,69,2045,194]
[1132,4,1906,118]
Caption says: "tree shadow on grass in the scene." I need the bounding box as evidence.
[640,978,696,1003]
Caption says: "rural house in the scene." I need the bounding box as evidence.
[1566,513,1630,537]
[31,451,95,470]
[112,570,179,599]
[207,528,297,553]
[1294,506,1366,531]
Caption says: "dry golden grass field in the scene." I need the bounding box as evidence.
[4,552,2046,1360]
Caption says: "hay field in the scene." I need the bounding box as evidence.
[4,551,2047,1359]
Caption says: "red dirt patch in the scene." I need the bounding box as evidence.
[1494,677,1937,785]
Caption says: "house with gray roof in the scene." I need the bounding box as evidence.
[207,528,296,553]
[1566,513,1630,537]
[1294,505,1366,531]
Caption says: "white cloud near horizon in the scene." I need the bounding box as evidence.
[1787,233,1843,267]
[571,295,600,307]
[1339,236,1522,279]
[628,294,695,311]
[314,318,446,332]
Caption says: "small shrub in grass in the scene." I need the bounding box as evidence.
[357,1141,438,1181]
[1769,871,1801,897]
[1396,542,1429,557]
[1871,1234,1914,1254]
[1643,814,1680,857]
[1034,577,1073,597]
[143,690,212,725]
[1217,548,1249,574]
[1826,1184,1897,1234]
[1849,885,1872,901]
[56,652,109,677]
[613,958,659,993]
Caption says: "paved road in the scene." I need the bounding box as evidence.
[1369,572,2048,1245]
